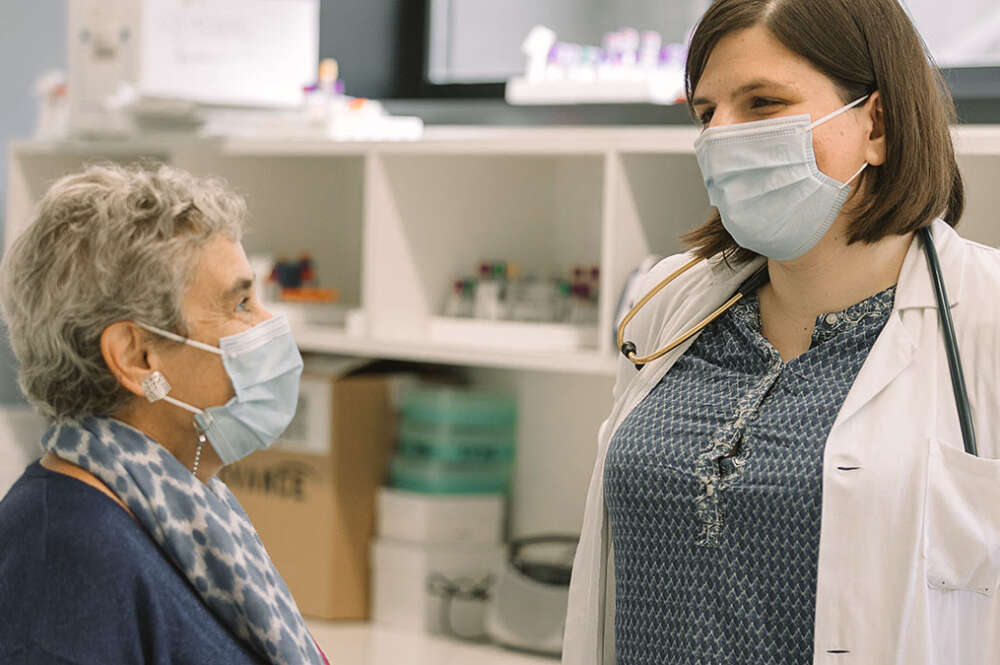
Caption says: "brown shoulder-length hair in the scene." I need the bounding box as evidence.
[682,0,964,263]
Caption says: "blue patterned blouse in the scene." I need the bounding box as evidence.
[605,285,896,665]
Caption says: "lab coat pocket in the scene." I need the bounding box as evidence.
[924,438,1000,596]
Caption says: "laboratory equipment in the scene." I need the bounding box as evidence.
[507,25,688,105]
[474,262,508,320]
[443,260,599,325]
[484,535,578,656]
[444,280,476,318]
[371,539,505,638]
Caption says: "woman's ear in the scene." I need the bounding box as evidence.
[864,91,886,167]
[100,322,153,398]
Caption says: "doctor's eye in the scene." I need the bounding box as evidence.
[697,108,715,126]
[235,297,250,312]
[750,97,782,110]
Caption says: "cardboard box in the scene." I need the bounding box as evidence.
[220,359,398,620]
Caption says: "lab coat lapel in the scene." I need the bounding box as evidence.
[830,220,962,433]
[829,309,918,432]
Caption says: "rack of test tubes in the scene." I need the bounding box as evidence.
[506,26,688,106]
[430,261,601,352]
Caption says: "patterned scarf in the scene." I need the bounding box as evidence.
[43,416,324,665]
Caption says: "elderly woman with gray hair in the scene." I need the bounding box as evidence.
[0,164,328,665]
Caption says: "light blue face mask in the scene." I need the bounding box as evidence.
[693,94,870,261]
[136,314,304,466]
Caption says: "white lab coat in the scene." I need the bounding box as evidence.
[564,220,1000,665]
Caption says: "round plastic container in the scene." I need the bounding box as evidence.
[389,455,512,494]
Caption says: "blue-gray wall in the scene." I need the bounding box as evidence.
[0,2,66,404]
[0,3,66,232]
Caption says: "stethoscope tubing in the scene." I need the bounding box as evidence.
[919,226,978,456]
[618,226,977,457]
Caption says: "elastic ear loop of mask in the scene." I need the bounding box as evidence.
[135,321,224,416]
[135,321,227,356]
[805,94,870,131]
[806,94,871,190]
[135,321,215,474]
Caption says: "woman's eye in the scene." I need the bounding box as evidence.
[236,297,250,312]
[698,109,714,125]
[751,97,780,109]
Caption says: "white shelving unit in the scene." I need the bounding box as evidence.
[8,124,1000,541]
[6,127,715,380]
[9,124,1000,664]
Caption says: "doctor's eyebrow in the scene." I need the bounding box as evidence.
[691,79,797,107]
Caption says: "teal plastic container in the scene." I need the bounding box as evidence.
[389,455,512,494]
[400,386,517,428]
[397,420,515,464]
[392,385,517,494]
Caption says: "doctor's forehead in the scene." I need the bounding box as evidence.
[692,26,821,101]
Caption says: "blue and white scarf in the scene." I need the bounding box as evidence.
[43,417,324,665]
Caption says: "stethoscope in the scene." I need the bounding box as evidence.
[616,227,978,457]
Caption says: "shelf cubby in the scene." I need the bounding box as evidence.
[365,152,605,354]
[171,150,366,316]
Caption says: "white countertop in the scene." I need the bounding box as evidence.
[307,621,558,665]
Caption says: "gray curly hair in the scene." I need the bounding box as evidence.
[0,162,246,422]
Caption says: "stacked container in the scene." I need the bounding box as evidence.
[371,385,516,638]
[389,386,517,495]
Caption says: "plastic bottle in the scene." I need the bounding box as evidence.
[462,279,477,316]
[444,280,469,317]
[639,31,663,73]
[475,262,505,320]
[620,28,641,72]
[553,279,573,323]
[569,283,599,326]
[510,274,556,323]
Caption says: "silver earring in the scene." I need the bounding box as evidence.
[141,370,171,402]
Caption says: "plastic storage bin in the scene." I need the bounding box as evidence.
[390,385,517,495]
[397,420,515,464]
[400,386,517,428]
[389,456,512,494]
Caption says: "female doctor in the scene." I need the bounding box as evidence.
[564,1,1000,664]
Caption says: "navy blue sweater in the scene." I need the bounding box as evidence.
[0,461,265,664]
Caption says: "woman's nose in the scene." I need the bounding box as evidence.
[256,304,275,325]
[706,106,740,129]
